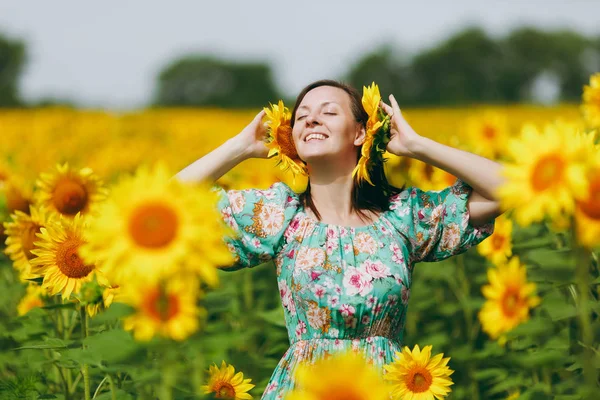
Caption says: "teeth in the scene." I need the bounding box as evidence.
[306,133,327,142]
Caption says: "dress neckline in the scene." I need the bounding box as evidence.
[298,206,384,231]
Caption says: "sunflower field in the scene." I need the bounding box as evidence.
[0,73,599,400]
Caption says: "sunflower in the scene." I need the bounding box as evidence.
[383,344,454,400]
[17,284,47,316]
[201,360,255,400]
[477,215,513,266]
[582,72,600,128]
[122,275,201,341]
[2,177,33,214]
[464,110,511,160]
[478,256,541,340]
[285,351,392,400]
[4,206,54,280]
[264,100,308,179]
[35,163,107,218]
[352,82,389,186]
[80,163,232,286]
[574,156,600,249]
[496,122,596,227]
[30,213,103,299]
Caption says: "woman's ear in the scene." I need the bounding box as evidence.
[353,125,366,146]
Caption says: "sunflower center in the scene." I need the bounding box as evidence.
[577,173,600,220]
[406,367,433,393]
[278,125,299,159]
[501,286,522,317]
[483,124,496,140]
[6,185,31,213]
[492,234,506,250]
[531,155,564,192]
[53,179,88,215]
[22,222,42,260]
[213,381,236,398]
[144,288,180,322]
[128,202,178,248]
[56,238,95,278]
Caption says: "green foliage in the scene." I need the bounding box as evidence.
[153,56,282,108]
[0,32,26,108]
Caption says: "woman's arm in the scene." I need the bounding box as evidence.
[381,95,504,227]
[406,135,504,227]
[174,110,269,183]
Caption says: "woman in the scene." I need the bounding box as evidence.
[176,80,502,399]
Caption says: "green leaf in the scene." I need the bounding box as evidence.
[15,338,72,350]
[83,329,141,364]
[256,308,286,328]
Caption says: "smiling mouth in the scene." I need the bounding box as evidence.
[304,133,329,142]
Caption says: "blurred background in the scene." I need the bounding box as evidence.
[0,0,599,110]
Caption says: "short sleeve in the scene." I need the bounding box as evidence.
[211,181,300,272]
[388,179,495,263]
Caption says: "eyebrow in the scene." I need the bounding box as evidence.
[297,101,339,111]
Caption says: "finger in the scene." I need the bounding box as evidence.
[255,109,266,122]
[379,100,393,115]
[389,94,402,115]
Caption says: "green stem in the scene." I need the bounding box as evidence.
[80,307,91,400]
[92,376,108,399]
[107,374,117,400]
[574,242,596,392]
[159,362,175,400]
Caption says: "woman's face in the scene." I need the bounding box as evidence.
[292,86,364,164]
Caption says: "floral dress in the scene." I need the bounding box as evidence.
[214,179,495,399]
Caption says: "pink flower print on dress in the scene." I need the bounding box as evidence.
[310,271,323,281]
[295,320,307,338]
[311,284,326,298]
[342,266,374,296]
[366,295,377,309]
[362,259,391,279]
[339,304,356,317]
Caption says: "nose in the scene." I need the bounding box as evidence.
[305,112,321,126]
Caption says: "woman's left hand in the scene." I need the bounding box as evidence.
[380,95,422,157]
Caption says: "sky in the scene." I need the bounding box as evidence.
[0,0,598,109]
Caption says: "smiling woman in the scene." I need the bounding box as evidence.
[175,79,497,399]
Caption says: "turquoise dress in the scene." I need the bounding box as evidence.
[214,179,495,399]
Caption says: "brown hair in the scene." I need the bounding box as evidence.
[291,79,406,223]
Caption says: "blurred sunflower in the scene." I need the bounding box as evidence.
[477,215,513,266]
[464,110,511,160]
[383,344,454,400]
[264,100,308,179]
[2,177,33,214]
[17,284,47,316]
[202,360,255,400]
[80,163,231,286]
[286,351,392,400]
[478,256,541,341]
[582,72,600,128]
[35,163,107,218]
[574,156,600,249]
[496,123,595,226]
[122,275,201,341]
[4,206,54,280]
[30,213,103,299]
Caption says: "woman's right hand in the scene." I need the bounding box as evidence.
[235,110,270,159]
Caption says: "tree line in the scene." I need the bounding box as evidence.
[0,26,598,108]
